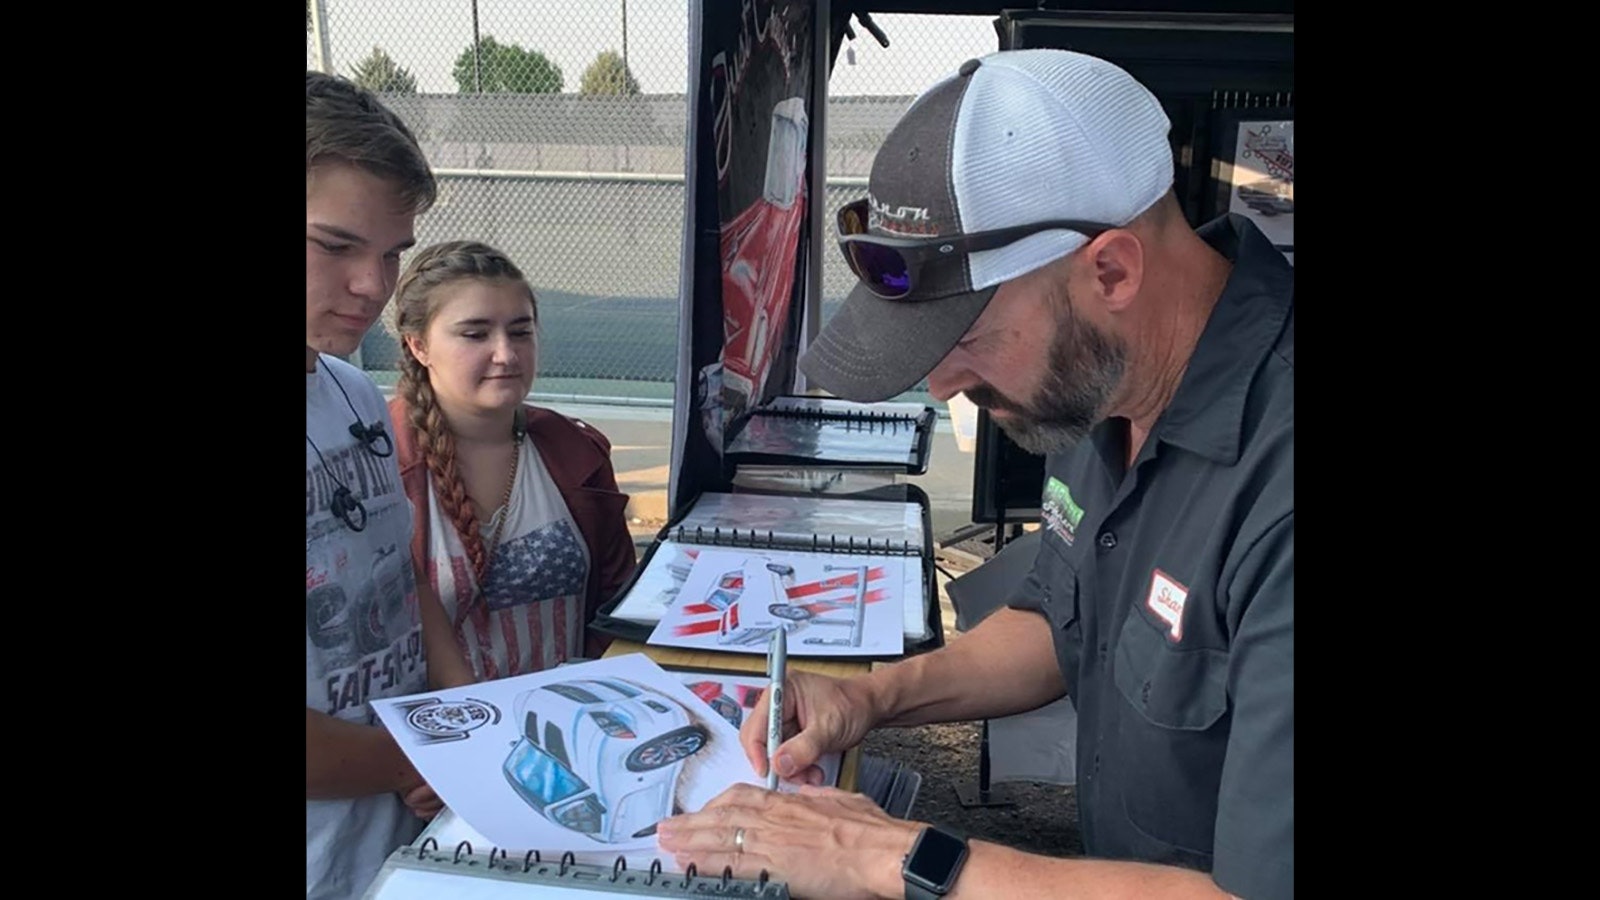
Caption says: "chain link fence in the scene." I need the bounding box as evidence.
[308,2,1000,399]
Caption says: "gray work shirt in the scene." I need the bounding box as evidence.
[1009,214,1293,900]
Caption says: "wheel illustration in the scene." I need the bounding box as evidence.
[769,604,813,621]
[625,725,708,771]
[352,589,390,654]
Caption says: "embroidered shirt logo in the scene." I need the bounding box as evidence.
[1041,477,1085,546]
[1146,569,1190,642]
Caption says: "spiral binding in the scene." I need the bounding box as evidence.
[391,844,786,896]
[751,406,929,431]
[671,524,921,557]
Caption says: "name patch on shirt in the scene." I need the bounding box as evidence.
[1146,569,1189,642]
[1041,477,1085,546]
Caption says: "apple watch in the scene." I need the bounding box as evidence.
[902,825,969,899]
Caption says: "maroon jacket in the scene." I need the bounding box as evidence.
[389,397,637,659]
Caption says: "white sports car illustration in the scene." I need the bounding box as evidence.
[706,562,797,647]
[706,560,868,648]
[502,678,709,843]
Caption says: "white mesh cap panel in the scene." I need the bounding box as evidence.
[951,49,1175,291]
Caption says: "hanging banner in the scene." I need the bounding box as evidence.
[672,1,820,521]
[696,0,815,448]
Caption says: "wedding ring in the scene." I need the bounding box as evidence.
[733,827,746,853]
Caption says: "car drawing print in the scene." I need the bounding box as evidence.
[697,557,881,648]
[646,548,907,657]
[369,654,756,851]
[501,679,710,843]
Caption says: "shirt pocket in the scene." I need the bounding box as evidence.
[1110,605,1230,861]
[1034,537,1082,677]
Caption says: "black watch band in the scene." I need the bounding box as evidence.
[902,825,969,900]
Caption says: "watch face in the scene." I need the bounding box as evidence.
[906,827,967,890]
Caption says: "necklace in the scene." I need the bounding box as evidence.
[476,422,524,579]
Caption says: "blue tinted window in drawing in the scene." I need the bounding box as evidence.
[504,738,587,806]
[504,679,712,843]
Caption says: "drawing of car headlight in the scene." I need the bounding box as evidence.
[709,694,742,728]
[551,795,605,835]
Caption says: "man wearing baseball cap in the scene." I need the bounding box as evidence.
[659,48,1292,900]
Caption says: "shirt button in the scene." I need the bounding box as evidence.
[1098,531,1117,549]
[1141,681,1152,705]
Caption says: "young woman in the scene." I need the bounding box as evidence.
[388,241,637,682]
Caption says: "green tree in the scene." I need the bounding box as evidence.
[349,46,417,94]
[452,36,563,94]
[579,50,641,96]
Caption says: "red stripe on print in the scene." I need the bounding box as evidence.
[796,588,889,615]
[785,567,886,599]
[673,618,724,637]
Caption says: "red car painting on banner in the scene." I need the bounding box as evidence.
[719,96,809,414]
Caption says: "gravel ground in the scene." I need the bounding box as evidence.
[854,531,1084,858]
[862,722,1082,857]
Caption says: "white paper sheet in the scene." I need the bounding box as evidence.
[408,661,844,877]
[645,548,905,657]
[606,541,701,626]
[371,654,759,851]
[365,865,630,900]
[610,541,928,641]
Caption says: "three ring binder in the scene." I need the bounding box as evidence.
[363,843,792,898]
[592,485,945,654]
[723,396,938,475]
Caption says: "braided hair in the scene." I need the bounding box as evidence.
[394,240,539,581]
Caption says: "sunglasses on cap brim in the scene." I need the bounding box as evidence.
[835,198,1116,300]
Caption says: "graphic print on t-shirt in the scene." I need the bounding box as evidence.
[482,519,588,611]
[307,432,424,723]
